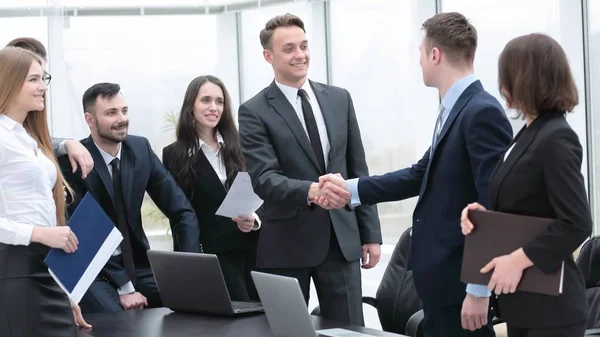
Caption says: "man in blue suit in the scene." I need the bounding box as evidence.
[317,12,512,336]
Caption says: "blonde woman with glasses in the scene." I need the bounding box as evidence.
[0,47,90,336]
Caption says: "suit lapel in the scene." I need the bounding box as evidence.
[120,142,134,213]
[310,81,336,173]
[267,81,322,173]
[194,151,227,199]
[489,118,546,209]
[430,81,484,162]
[421,82,483,193]
[83,136,114,200]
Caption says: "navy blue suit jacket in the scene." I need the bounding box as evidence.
[357,81,512,306]
[59,135,201,289]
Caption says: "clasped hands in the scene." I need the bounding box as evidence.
[309,174,381,269]
[310,173,350,210]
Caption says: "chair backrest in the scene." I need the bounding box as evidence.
[375,227,423,334]
[576,236,600,329]
[577,236,600,288]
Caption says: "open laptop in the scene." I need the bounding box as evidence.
[251,271,378,337]
[147,250,263,316]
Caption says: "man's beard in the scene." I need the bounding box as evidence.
[97,121,128,143]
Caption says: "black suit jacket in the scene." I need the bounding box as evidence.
[162,143,258,253]
[489,113,591,328]
[238,80,381,269]
[59,135,201,289]
[356,81,513,306]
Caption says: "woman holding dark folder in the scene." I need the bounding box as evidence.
[162,75,260,301]
[0,47,90,335]
[460,34,592,337]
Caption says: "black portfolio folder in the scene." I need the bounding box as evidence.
[461,210,563,296]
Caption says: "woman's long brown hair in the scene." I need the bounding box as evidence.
[170,75,245,198]
[0,47,73,225]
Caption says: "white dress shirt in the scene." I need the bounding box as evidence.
[275,79,331,168]
[94,143,136,295]
[196,133,261,229]
[0,114,57,246]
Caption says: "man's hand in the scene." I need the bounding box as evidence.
[64,140,94,179]
[308,173,350,209]
[70,299,92,329]
[461,293,489,331]
[361,243,381,269]
[309,173,350,209]
[119,292,148,311]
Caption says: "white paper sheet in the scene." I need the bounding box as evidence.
[215,172,263,218]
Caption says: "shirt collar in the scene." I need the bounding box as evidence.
[275,79,312,103]
[94,142,122,166]
[198,132,224,150]
[0,114,25,132]
[440,74,478,113]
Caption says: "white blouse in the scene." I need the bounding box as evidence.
[196,133,261,229]
[0,114,57,246]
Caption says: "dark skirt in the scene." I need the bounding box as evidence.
[0,242,76,337]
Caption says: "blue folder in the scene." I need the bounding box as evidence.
[44,192,119,294]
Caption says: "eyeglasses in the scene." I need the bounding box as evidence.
[43,72,52,85]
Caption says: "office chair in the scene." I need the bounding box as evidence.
[576,236,600,330]
[311,227,423,334]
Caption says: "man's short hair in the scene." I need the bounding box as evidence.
[82,83,121,114]
[259,13,305,50]
[421,12,477,65]
[5,37,47,61]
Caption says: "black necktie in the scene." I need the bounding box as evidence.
[298,89,326,173]
[110,158,137,285]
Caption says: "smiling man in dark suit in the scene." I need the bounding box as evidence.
[59,83,200,314]
[318,12,513,337]
[238,14,382,326]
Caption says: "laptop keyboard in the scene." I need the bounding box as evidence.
[231,301,262,310]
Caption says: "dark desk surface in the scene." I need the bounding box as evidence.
[78,307,407,337]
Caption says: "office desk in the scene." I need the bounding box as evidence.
[78,307,407,337]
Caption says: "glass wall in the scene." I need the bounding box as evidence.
[329,0,438,244]
[55,15,218,150]
[442,0,589,189]
[238,1,327,102]
[51,15,218,241]
[588,0,600,233]
[0,0,46,7]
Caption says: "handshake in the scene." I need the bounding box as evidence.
[309,173,351,210]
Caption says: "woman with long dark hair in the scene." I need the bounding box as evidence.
[0,47,90,336]
[163,75,259,301]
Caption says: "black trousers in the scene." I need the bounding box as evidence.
[0,243,76,337]
[260,234,364,326]
[79,265,161,313]
[423,303,495,337]
[507,321,586,337]
[214,249,259,302]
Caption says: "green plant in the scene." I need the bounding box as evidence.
[162,110,179,136]
[141,195,170,234]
